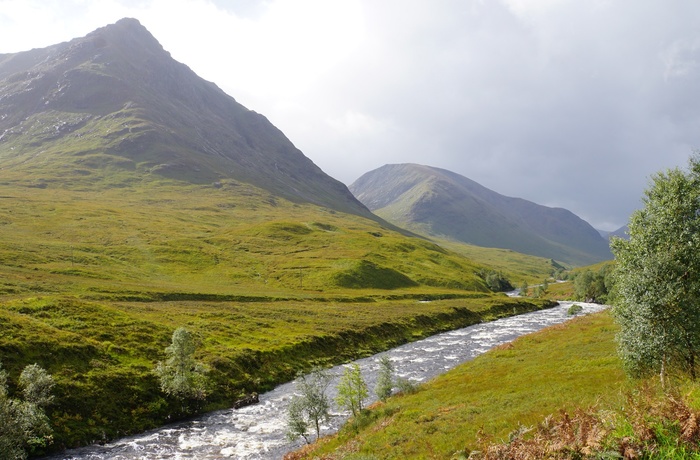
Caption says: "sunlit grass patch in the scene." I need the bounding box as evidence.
[297,311,626,459]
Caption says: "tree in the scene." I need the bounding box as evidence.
[478,269,514,292]
[154,327,209,401]
[519,281,529,297]
[573,266,612,303]
[0,361,54,460]
[611,154,700,383]
[286,367,332,442]
[336,363,368,417]
[19,364,54,407]
[285,396,310,444]
[375,355,394,402]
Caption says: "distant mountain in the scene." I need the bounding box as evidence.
[350,164,612,266]
[0,18,371,217]
[609,225,629,240]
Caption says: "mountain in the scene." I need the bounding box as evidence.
[606,225,629,240]
[0,18,370,217]
[350,164,612,266]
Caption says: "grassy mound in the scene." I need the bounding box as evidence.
[333,260,418,289]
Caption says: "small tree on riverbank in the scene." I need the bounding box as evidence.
[154,327,209,402]
[336,363,368,417]
[375,355,394,402]
[286,367,332,443]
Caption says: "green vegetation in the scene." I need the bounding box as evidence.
[612,154,700,382]
[336,364,369,417]
[477,269,514,292]
[153,327,209,403]
[287,367,333,443]
[375,356,394,402]
[573,264,613,303]
[0,174,559,454]
[566,303,583,315]
[292,312,626,459]
[289,310,700,459]
[0,361,55,459]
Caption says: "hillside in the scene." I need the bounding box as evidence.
[350,163,613,266]
[0,18,372,217]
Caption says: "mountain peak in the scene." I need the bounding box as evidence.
[0,20,373,218]
[84,18,169,60]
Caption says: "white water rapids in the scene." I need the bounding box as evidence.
[44,301,606,460]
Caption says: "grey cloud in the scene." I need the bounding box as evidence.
[258,0,700,230]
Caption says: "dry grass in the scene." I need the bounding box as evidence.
[473,384,700,459]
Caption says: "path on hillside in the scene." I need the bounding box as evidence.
[46,301,606,460]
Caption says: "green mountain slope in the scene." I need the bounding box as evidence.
[350,163,612,266]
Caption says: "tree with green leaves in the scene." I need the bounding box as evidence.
[612,154,700,384]
[154,327,209,401]
[286,367,332,442]
[574,266,612,303]
[375,355,394,402]
[285,396,310,444]
[336,363,368,417]
[0,361,54,460]
[519,281,529,297]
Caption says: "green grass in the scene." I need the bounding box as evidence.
[296,311,627,459]
[0,173,562,452]
[0,293,552,451]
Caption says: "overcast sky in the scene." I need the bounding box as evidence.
[2,0,700,230]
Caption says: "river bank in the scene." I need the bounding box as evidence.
[45,301,605,459]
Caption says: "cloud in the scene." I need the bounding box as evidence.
[3,0,700,230]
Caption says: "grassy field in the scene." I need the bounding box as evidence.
[0,174,564,454]
[292,311,629,459]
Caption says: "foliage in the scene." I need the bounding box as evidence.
[532,279,550,298]
[472,385,700,459]
[153,327,209,402]
[0,361,54,459]
[573,265,612,303]
[286,396,311,444]
[287,367,333,442]
[611,154,700,381]
[395,377,418,395]
[478,269,514,292]
[567,304,584,316]
[336,364,368,417]
[19,364,55,407]
[375,355,394,402]
[519,281,529,297]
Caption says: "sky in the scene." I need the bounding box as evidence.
[2,1,700,231]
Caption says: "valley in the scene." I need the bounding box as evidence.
[0,176,557,454]
[0,18,620,459]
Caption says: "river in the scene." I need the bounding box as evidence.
[44,300,606,460]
